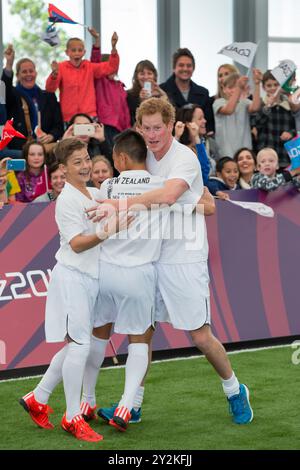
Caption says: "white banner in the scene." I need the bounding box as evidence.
[218,41,258,68]
[227,200,274,218]
[271,60,297,87]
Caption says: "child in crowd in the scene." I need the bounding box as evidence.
[89,28,130,153]
[45,31,119,123]
[89,155,113,189]
[15,140,48,202]
[34,161,66,202]
[213,69,262,158]
[19,138,132,442]
[251,147,300,191]
[212,64,240,102]
[251,70,296,168]
[233,147,257,189]
[207,156,240,199]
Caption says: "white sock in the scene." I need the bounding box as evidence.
[62,342,90,422]
[133,386,145,411]
[34,345,68,404]
[81,336,108,407]
[221,372,240,398]
[118,343,148,412]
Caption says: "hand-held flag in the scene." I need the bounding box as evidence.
[218,42,258,69]
[48,3,89,28]
[48,3,78,24]
[271,60,297,94]
[0,120,26,151]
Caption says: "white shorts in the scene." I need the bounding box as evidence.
[94,261,156,335]
[155,262,211,331]
[45,263,99,344]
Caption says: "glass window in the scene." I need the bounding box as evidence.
[269,42,300,72]
[2,0,84,86]
[180,0,233,96]
[100,0,157,89]
[269,0,300,37]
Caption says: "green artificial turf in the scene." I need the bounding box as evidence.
[0,346,299,450]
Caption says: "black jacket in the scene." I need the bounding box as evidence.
[1,70,64,150]
[160,74,215,133]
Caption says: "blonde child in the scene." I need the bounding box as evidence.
[46,31,119,123]
[251,147,300,190]
[213,69,262,158]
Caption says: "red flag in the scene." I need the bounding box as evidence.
[48,3,78,24]
[0,120,26,151]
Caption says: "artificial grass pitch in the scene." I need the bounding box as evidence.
[0,346,299,450]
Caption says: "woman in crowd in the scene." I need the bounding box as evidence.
[34,161,66,202]
[63,113,113,164]
[1,44,64,155]
[126,60,167,126]
[174,104,220,183]
[233,147,257,189]
[89,155,114,189]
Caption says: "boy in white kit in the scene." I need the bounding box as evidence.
[83,129,200,431]
[19,138,132,443]
[96,98,253,426]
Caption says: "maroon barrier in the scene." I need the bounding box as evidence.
[0,187,300,371]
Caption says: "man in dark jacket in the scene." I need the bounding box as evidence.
[160,48,215,133]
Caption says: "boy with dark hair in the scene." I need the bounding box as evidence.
[252,69,296,168]
[19,137,131,442]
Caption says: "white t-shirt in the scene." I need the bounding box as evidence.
[97,170,170,267]
[213,97,252,157]
[55,182,100,279]
[146,138,209,263]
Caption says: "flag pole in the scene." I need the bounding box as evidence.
[44,164,49,193]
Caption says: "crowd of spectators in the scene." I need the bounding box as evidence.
[1,28,300,207]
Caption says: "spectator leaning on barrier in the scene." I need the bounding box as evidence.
[233,147,257,189]
[207,156,240,199]
[251,147,300,191]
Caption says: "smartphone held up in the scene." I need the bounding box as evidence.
[73,123,95,137]
[5,159,26,171]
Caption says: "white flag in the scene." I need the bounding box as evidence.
[227,200,274,218]
[271,60,297,87]
[41,28,60,47]
[218,42,258,68]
